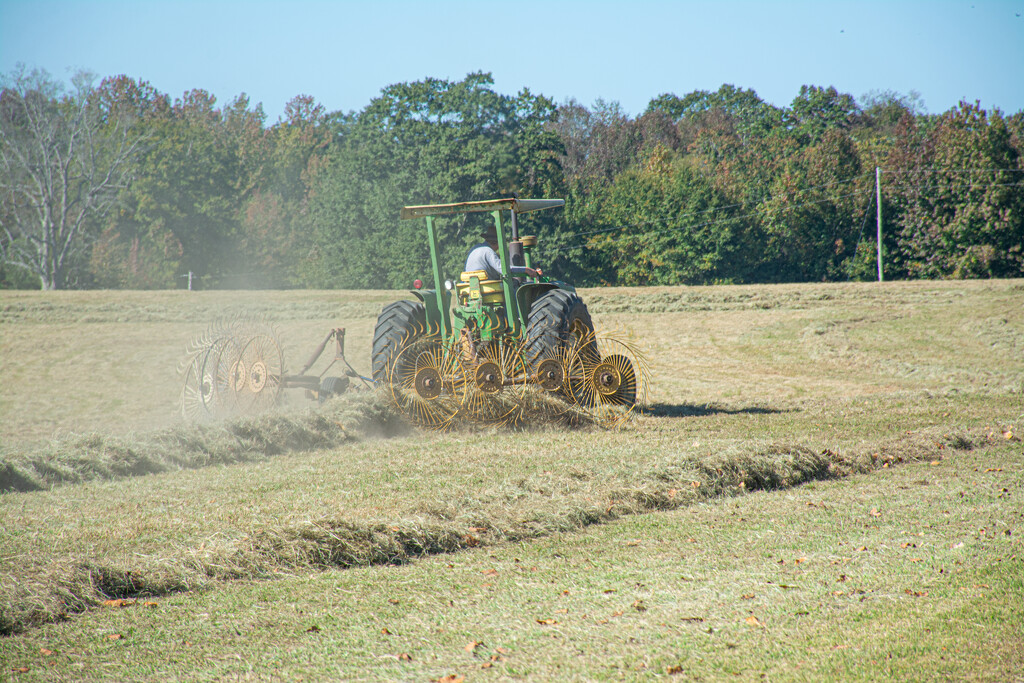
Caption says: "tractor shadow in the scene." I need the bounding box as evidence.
[643,402,792,418]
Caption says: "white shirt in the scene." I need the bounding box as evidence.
[464,242,529,279]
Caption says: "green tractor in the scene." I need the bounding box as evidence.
[371,197,646,428]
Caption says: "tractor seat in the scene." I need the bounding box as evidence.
[456,270,505,304]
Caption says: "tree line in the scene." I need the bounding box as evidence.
[2,67,1022,290]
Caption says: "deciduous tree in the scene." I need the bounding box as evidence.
[0,66,144,289]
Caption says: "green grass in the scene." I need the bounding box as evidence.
[1,279,1022,679]
[2,444,1019,680]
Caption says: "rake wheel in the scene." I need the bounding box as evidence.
[231,331,284,413]
[461,339,530,427]
[388,337,467,430]
[566,331,648,428]
[180,351,216,421]
[179,316,286,421]
[180,321,243,420]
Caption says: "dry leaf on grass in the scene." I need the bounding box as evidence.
[536,618,558,625]
[101,599,134,608]
[745,615,764,628]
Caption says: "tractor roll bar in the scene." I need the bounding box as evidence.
[399,198,564,220]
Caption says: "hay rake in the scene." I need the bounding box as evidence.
[376,320,649,430]
[179,316,371,421]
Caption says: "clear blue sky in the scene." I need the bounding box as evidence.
[2,0,1022,122]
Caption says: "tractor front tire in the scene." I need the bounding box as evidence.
[372,300,427,384]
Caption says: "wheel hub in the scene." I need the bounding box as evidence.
[230,360,247,393]
[536,358,564,391]
[475,361,502,394]
[593,361,622,396]
[414,367,443,399]
[248,361,268,393]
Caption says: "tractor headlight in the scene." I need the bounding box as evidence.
[444,279,454,291]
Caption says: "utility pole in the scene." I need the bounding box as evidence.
[876,166,883,282]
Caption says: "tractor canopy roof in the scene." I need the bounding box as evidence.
[400,197,564,220]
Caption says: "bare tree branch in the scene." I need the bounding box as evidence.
[1,64,143,289]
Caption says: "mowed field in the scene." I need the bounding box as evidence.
[1,280,1022,681]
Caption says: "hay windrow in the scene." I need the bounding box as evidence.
[0,427,990,636]
[0,390,598,493]
[0,392,407,493]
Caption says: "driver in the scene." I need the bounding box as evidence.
[465,225,541,280]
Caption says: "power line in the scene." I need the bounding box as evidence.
[884,180,1024,192]
[554,171,874,244]
[558,188,873,252]
[885,167,1024,175]
[553,171,1022,254]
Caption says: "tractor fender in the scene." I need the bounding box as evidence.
[409,289,451,336]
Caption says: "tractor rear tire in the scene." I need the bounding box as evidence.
[523,289,594,367]
[372,300,427,383]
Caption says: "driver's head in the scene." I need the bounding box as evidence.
[479,224,499,248]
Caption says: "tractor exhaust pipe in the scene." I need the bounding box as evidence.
[508,209,526,269]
